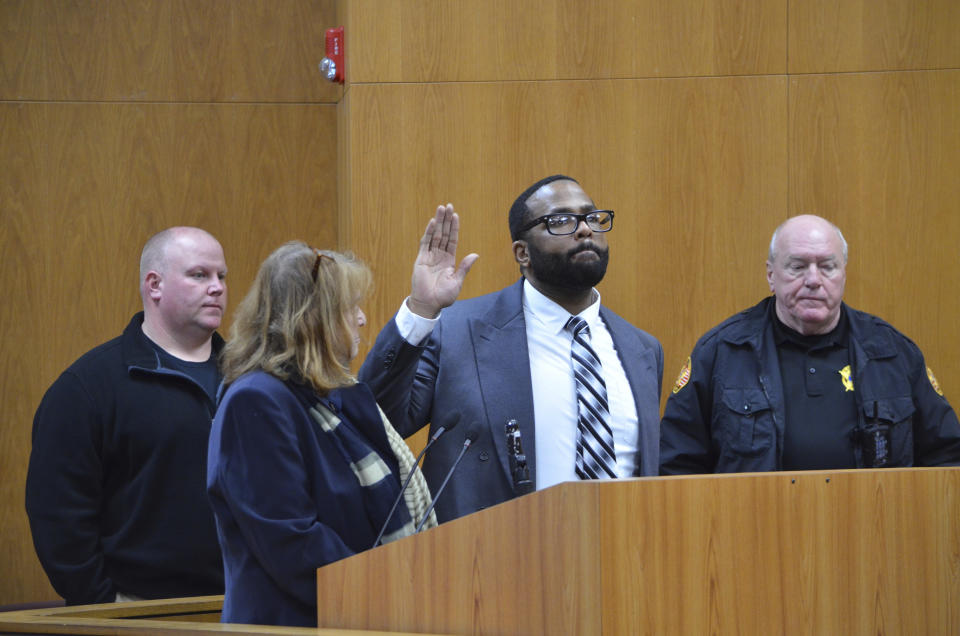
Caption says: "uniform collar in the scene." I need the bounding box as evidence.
[771,301,849,350]
[721,297,897,361]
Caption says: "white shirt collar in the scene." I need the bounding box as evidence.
[522,279,602,335]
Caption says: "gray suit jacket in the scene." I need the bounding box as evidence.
[359,279,663,522]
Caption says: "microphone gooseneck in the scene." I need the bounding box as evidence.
[414,428,479,533]
[371,413,461,549]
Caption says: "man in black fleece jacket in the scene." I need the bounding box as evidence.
[26,226,227,605]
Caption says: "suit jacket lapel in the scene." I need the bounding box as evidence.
[470,280,537,492]
[601,306,660,475]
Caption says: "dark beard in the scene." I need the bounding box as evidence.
[526,240,609,291]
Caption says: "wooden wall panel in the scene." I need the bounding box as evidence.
[345,0,786,83]
[0,101,337,604]
[789,0,960,73]
[5,0,960,616]
[790,70,960,404]
[343,78,786,408]
[0,0,341,102]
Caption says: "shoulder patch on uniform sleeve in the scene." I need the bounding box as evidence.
[672,356,692,394]
[927,367,944,396]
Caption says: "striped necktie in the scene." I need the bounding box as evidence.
[565,316,617,479]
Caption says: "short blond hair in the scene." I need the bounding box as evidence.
[139,226,218,282]
[220,242,372,394]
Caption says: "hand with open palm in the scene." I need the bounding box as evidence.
[406,204,479,318]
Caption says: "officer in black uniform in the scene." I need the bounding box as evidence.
[660,214,960,474]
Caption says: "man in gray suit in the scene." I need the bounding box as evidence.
[360,175,663,523]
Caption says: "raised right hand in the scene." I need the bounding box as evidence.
[407,204,479,318]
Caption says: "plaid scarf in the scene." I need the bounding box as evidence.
[294,382,436,546]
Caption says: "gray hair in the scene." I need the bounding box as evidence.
[768,216,848,263]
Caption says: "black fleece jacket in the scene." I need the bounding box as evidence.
[26,313,224,604]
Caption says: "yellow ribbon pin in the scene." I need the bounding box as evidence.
[838,364,854,392]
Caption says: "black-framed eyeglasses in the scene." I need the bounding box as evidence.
[518,210,615,236]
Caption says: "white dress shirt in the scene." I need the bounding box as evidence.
[394,281,639,490]
[521,280,638,488]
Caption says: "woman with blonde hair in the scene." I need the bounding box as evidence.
[207,242,434,627]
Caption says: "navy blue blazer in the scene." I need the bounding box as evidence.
[208,372,401,627]
[359,278,664,522]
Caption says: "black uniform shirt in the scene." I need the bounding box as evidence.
[772,304,858,470]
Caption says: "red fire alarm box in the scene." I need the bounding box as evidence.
[319,27,345,84]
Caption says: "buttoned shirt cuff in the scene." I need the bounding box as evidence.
[396,297,440,345]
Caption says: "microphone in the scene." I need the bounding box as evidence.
[505,419,534,495]
[414,428,479,533]
[371,414,460,549]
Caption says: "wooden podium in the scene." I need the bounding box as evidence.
[316,468,960,635]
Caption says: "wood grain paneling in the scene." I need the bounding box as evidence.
[0,101,337,604]
[0,0,341,102]
[5,0,960,617]
[345,0,787,83]
[0,595,431,634]
[790,70,960,404]
[344,77,786,407]
[316,469,960,634]
[789,0,960,73]
[318,480,604,634]
[600,469,960,634]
